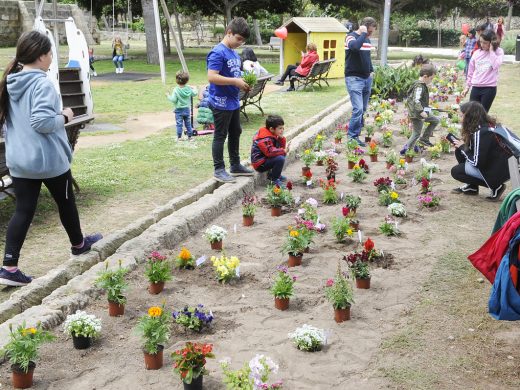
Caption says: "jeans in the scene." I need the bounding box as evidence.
[4,170,83,266]
[211,108,242,170]
[470,86,497,113]
[406,115,440,148]
[346,76,372,139]
[256,155,286,181]
[464,57,471,77]
[113,55,124,68]
[175,107,192,138]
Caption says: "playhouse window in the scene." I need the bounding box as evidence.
[323,40,337,60]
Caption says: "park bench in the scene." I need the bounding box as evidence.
[268,37,281,50]
[239,74,273,121]
[290,58,336,91]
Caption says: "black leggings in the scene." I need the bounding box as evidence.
[470,86,497,113]
[279,65,303,88]
[3,170,83,266]
[451,163,487,188]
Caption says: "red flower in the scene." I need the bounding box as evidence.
[421,178,430,188]
[359,159,366,167]
[364,238,374,252]
[304,171,312,179]
[342,207,350,217]
[326,278,334,287]
[286,181,293,190]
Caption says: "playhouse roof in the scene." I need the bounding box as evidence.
[282,17,348,34]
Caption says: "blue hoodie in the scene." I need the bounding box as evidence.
[5,70,72,179]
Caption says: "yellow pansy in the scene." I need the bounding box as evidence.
[304,149,310,154]
[346,229,353,236]
[399,158,405,165]
[353,164,360,170]
[290,230,299,237]
[390,192,399,199]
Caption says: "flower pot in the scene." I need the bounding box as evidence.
[12,362,35,389]
[271,206,282,217]
[210,240,223,250]
[355,277,371,289]
[108,300,125,317]
[364,136,372,142]
[347,161,355,169]
[386,162,393,169]
[405,155,414,163]
[144,345,164,370]
[72,335,92,350]
[243,215,254,226]
[334,138,342,144]
[317,160,324,166]
[274,297,290,310]
[349,222,359,230]
[148,281,165,295]
[369,154,378,162]
[288,253,303,267]
[301,166,311,176]
[183,375,203,390]
[334,306,351,323]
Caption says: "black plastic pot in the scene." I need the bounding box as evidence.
[72,335,92,350]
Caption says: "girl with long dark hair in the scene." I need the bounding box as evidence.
[0,31,102,286]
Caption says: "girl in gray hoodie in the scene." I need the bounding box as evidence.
[0,31,102,286]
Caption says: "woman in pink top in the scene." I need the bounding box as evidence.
[462,30,504,113]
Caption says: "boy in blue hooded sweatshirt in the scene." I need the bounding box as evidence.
[167,70,197,141]
[0,31,102,286]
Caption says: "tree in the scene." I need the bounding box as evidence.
[141,0,160,64]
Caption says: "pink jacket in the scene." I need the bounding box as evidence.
[466,48,504,88]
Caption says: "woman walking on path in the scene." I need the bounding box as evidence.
[462,30,504,113]
[494,17,506,43]
[0,31,102,286]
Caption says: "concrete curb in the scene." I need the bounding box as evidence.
[0,98,352,345]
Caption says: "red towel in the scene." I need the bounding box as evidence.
[468,211,520,283]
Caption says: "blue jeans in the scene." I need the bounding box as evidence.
[256,155,286,181]
[175,107,192,138]
[113,55,124,68]
[345,76,372,139]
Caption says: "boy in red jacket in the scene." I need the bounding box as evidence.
[250,115,288,186]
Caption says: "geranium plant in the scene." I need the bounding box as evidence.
[348,258,370,280]
[173,304,214,332]
[325,263,354,310]
[221,355,283,390]
[95,260,129,305]
[418,192,441,208]
[270,266,296,299]
[320,178,339,204]
[242,195,257,217]
[172,342,215,384]
[136,305,171,354]
[2,322,55,373]
[176,247,195,269]
[281,227,309,256]
[204,225,228,244]
[315,150,327,164]
[288,324,327,352]
[300,149,316,167]
[144,251,172,283]
[210,255,240,283]
[63,310,102,339]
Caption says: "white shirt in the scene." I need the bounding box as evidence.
[242,60,269,78]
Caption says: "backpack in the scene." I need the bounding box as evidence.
[490,125,520,158]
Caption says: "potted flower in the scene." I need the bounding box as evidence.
[334,129,344,144]
[63,310,102,350]
[342,206,360,230]
[2,322,55,389]
[136,305,171,370]
[270,266,296,310]
[404,146,417,163]
[348,164,367,183]
[242,195,257,226]
[346,147,364,169]
[331,217,354,242]
[95,260,129,316]
[420,177,432,194]
[176,247,196,269]
[221,355,283,389]
[281,227,309,267]
[379,216,401,236]
[144,251,172,294]
[382,130,393,147]
[288,324,326,352]
[325,156,338,181]
[385,150,398,169]
[204,225,227,250]
[418,192,441,208]
[300,149,316,174]
[387,203,407,217]
[325,263,355,323]
[428,144,442,159]
[315,150,327,166]
[173,305,214,332]
[313,134,325,151]
[440,137,451,153]
[373,177,393,193]
[344,194,361,214]
[266,184,293,216]
[364,124,375,142]
[210,255,240,283]
[378,190,400,206]
[172,342,214,389]
[367,141,379,162]
[320,178,339,204]
[348,258,371,289]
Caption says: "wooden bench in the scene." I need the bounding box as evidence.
[239,74,273,121]
[290,58,336,91]
[0,139,14,201]
[268,37,281,50]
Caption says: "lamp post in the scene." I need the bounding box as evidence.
[380,0,392,66]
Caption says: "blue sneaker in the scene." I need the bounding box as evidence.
[353,137,366,147]
[214,168,237,183]
[71,233,103,256]
[0,268,32,286]
[230,164,254,177]
[279,175,287,182]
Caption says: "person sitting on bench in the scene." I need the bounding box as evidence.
[275,43,319,91]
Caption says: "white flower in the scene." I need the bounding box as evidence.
[63,310,102,338]
[249,354,279,389]
[288,324,327,351]
[420,158,439,173]
[388,203,407,217]
[203,225,228,242]
[305,198,318,208]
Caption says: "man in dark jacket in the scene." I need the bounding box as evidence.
[344,17,377,147]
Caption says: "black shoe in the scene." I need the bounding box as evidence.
[274,80,284,86]
[0,268,32,286]
[230,164,254,177]
[418,140,434,147]
[452,184,479,195]
[286,87,295,92]
[71,233,103,255]
[486,184,506,201]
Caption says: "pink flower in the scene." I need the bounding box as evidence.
[326,278,334,287]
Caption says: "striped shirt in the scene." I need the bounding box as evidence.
[344,32,373,78]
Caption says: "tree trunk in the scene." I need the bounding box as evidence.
[164,25,171,54]
[253,19,262,45]
[142,0,160,64]
[225,3,232,24]
[172,0,185,50]
[376,6,384,60]
[506,2,513,31]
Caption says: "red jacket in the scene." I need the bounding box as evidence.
[296,50,319,77]
[250,127,286,169]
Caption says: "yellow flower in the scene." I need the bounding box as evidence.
[179,247,192,260]
[399,158,405,165]
[148,306,162,317]
[316,134,323,140]
[346,229,353,236]
[273,186,281,195]
[304,149,310,154]
[390,191,399,199]
[290,230,299,237]
[353,164,360,169]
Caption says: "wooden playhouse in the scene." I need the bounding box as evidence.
[279,17,348,79]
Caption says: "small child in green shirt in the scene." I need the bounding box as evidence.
[167,70,197,141]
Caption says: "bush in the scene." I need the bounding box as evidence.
[132,18,145,32]
[371,65,419,101]
[409,27,460,47]
[501,33,516,55]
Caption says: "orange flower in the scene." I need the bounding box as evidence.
[148,306,162,317]
[179,247,192,261]
[273,186,281,195]
[369,141,377,149]
[290,230,299,237]
[364,238,375,252]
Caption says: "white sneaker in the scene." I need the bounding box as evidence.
[120,68,124,73]
[93,71,97,76]
[115,68,119,74]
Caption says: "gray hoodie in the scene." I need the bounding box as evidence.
[5,70,71,179]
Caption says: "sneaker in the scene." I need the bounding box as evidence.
[214,169,237,183]
[93,71,97,77]
[353,137,366,147]
[452,184,479,195]
[274,80,284,86]
[286,87,295,92]
[188,137,195,142]
[230,164,254,177]
[279,175,287,182]
[120,68,124,73]
[71,233,103,256]
[0,268,32,286]
[418,140,434,147]
[399,147,407,156]
[486,184,506,201]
